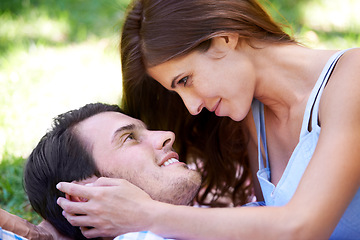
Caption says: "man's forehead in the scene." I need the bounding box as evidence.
[94,111,146,128]
[77,111,146,132]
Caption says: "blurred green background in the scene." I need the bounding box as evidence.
[0,0,359,224]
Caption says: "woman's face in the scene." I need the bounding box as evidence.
[147,37,256,121]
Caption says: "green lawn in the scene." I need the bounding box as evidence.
[0,154,42,223]
[0,0,130,223]
[0,0,359,225]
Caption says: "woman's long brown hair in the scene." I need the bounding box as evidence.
[120,0,295,207]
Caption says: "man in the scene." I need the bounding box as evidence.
[22,102,201,239]
[0,208,39,240]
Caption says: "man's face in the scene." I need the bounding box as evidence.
[75,111,201,205]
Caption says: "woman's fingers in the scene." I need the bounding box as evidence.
[81,227,108,239]
[56,178,155,237]
[56,182,93,199]
[93,177,129,186]
[61,210,93,227]
[73,176,99,185]
[57,197,88,215]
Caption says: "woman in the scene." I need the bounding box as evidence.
[57,0,360,239]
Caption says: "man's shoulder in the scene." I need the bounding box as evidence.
[0,227,28,240]
[114,231,174,240]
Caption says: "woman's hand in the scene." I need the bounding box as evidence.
[56,177,155,239]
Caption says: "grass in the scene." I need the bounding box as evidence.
[0,0,129,159]
[0,0,130,56]
[262,0,360,48]
[0,153,42,224]
[0,0,129,224]
[0,0,359,227]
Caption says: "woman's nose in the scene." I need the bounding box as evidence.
[180,92,203,115]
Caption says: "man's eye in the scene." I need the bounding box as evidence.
[178,76,189,86]
[125,133,136,142]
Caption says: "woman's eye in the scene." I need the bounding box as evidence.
[178,76,189,86]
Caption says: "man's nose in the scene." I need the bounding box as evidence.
[152,131,175,150]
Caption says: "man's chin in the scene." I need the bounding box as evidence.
[152,178,201,206]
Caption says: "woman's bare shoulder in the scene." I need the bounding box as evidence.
[320,47,360,127]
[339,48,360,71]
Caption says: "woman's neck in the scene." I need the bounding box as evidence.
[248,42,337,123]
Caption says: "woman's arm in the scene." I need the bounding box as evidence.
[287,47,360,238]
[56,178,288,239]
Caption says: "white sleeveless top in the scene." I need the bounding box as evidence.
[252,49,360,239]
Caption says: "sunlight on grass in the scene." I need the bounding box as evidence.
[0,38,122,160]
[0,0,128,161]
[295,0,360,49]
[0,8,69,44]
[303,0,360,33]
[0,0,125,222]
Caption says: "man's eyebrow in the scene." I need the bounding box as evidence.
[171,73,182,89]
[111,124,136,143]
[111,122,147,143]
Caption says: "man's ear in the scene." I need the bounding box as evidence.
[207,33,239,58]
[64,176,97,202]
[65,193,88,202]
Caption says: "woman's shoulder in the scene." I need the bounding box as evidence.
[326,48,360,87]
[340,47,360,69]
[331,48,360,83]
[344,47,360,55]
[319,47,360,126]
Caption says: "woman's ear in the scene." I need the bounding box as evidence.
[207,33,239,58]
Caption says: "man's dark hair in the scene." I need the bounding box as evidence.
[24,103,123,239]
